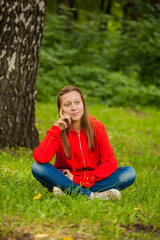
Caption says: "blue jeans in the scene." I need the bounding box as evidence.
[31,162,136,197]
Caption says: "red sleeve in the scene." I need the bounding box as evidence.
[33,125,61,164]
[73,123,118,187]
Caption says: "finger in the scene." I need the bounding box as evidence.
[58,120,68,129]
[61,114,71,123]
[59,108,63,118]
[63,169,69,174]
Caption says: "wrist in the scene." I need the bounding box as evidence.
[54,123,62,130]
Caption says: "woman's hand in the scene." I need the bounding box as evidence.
[63,169,73,181]
[54,109,71,131]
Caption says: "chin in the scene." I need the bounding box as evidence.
[71,116,81,122]
[72,117,80,121]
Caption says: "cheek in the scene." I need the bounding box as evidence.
[63,108,71,115]
[80,104,84,113]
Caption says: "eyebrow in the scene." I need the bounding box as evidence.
[63,99,80,104]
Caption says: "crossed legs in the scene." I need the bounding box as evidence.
[31,162,136,197]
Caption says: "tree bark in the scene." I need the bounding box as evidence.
[122,1,138,22]
[0,0,46,149]
[98,0,113,30]
[69,0,78,20]
[106,0,112,15]
[121,1,138,34]
[58,0,78,20]
[100,0,105,12]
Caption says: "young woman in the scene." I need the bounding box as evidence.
[32,86,136,200]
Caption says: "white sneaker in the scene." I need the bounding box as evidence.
[90,189,121,201]
[53,186,64,196]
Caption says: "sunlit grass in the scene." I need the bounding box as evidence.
[0,103,160,239]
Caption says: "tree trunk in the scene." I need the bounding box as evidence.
[69,0,78,20]
[0,0,46,149]
[100,0,105,12]
[58,0,70,15]
[106,0,112,15]
[122,1,138,23]
[121,1,138,34]
[58,0,78,20]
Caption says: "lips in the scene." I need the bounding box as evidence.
[71,112,79,116]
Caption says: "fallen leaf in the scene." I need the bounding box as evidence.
[35,233,49,238]
[33,193,42,200]
[85,218,89,223]
[62,237,74,240]
[134,207,142,210]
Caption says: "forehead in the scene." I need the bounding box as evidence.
[61,91,81,103]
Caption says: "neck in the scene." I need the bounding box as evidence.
[71,121,81,131]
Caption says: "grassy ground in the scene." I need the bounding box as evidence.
[0,103,160,240]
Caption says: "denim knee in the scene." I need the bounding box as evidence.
[117,166,136,189]
[31,161,44,177]
[126,166,136,184]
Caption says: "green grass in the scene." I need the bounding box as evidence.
[0,103,160,239]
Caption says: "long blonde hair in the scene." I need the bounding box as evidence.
[57,86,94,158]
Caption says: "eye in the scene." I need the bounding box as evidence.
[75,101,80,105]
[65,103,70,107]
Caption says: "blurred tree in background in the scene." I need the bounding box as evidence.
[0,0,46,149]
[37,0,160,107]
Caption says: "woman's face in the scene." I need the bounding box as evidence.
[60,91,84,123]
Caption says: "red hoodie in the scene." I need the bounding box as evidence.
[33,116,118,187]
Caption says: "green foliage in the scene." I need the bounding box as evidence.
[112,17,160,86]
[37,12,160,107]
[0,104,160,239]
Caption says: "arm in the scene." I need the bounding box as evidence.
[33,110,71,164]
[33,125,61,163]
[73,123,118,187]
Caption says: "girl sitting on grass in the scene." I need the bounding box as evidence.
[32,86,136,200]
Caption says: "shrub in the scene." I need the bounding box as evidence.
[37,14,160,107]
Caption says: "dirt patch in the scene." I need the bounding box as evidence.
[121,223,160,236]
[0,230,94,240]
[0,217,35,240]
[134,223,154,232]
[0,231,34,240]
[1,220,160,240]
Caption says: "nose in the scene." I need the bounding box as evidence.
[71,103,77,110]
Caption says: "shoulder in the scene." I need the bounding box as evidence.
[89,115,110,143]
[89,115,106,132]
